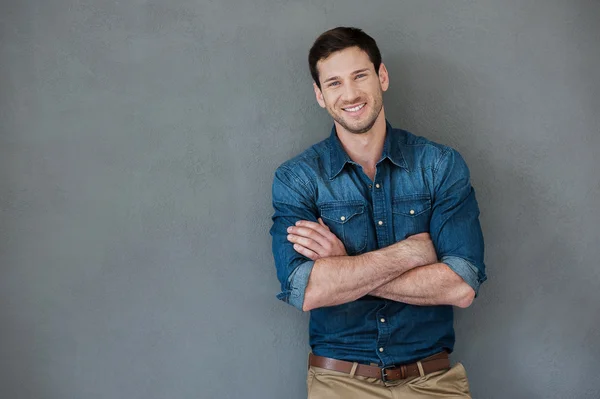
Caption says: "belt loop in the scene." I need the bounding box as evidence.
[417,361,425,377]
[349,362,359,379]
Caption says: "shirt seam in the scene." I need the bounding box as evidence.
[432,148,451,185]
[279,165,315,197]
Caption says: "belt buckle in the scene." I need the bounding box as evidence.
[381,364,406,382]
[381,365,396,382]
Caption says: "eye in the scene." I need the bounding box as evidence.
[328,81,340,87]
[355,73,367,79]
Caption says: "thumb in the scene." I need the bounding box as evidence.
[318,218,329,229]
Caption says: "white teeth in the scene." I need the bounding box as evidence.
[344,104,365,112]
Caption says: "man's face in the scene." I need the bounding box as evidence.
[314,46,389,134]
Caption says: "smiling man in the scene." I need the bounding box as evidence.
[270,27,486,398]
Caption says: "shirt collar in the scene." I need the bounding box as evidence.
[328,120,408,180]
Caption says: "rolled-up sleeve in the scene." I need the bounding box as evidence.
[270,165,319,310]
[430,148,487,295]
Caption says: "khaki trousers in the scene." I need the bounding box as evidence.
[307,361,471,398]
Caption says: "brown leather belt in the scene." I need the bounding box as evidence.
[308,351,450,382]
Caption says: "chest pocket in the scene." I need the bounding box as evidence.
[320,201,368,255]
[392,195,432,241]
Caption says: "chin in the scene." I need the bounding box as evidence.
[347,124,372,134]
[342,116,378,134]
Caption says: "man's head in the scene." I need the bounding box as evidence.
[308,27,389,134]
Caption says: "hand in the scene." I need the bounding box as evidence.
[287,218,347,260]
[400,233,438,267]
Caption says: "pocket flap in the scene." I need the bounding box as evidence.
[392,196,431,217]
[320,202,365,224]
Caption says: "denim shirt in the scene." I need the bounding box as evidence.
[270,121,486,366]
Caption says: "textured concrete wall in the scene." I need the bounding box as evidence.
[1,1,598,398]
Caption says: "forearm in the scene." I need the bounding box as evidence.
[370,263,475,308]
[302,241,424,311]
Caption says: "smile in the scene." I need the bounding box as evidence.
[342,103,366,112]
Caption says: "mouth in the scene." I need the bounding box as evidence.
[342,103,366,113]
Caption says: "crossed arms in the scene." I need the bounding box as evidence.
[270,149,486,312]
[287,220,475,311]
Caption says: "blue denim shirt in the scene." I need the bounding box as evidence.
[270,121,486,366]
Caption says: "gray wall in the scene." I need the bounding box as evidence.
[1,1,598,398]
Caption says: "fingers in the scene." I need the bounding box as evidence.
[293,220,337,243]
[288,221,331,249]
[292,243,319,261]
[296,219,328,233]
[288,219,348,258]
[287,233,324,255]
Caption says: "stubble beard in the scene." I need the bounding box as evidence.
[327,94,384,135]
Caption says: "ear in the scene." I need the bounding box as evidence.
[313,82,326,108]
[378,63,390,92]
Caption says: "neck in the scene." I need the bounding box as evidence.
[334,108,387,174]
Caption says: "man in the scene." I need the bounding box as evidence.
[270,27,486,398]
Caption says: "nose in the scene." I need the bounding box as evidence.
[340,80,360,104]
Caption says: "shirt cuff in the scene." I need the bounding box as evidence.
[441,255,483,296]
[284,260,315,311]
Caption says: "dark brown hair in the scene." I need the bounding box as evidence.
[308,27,382,89]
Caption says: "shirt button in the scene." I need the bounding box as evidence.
[340,216,346,221]
[368,184,372,189]
[380,318,386,323]
[378,220,383,226]
[375,183,380,189]
[379,347,384,352]
[409,210,415,215]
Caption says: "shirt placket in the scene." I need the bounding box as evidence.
[372,162,394,365]
[372,162,390,249]
[375,301,394,366]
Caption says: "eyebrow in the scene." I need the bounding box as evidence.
[322,68,371,84]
